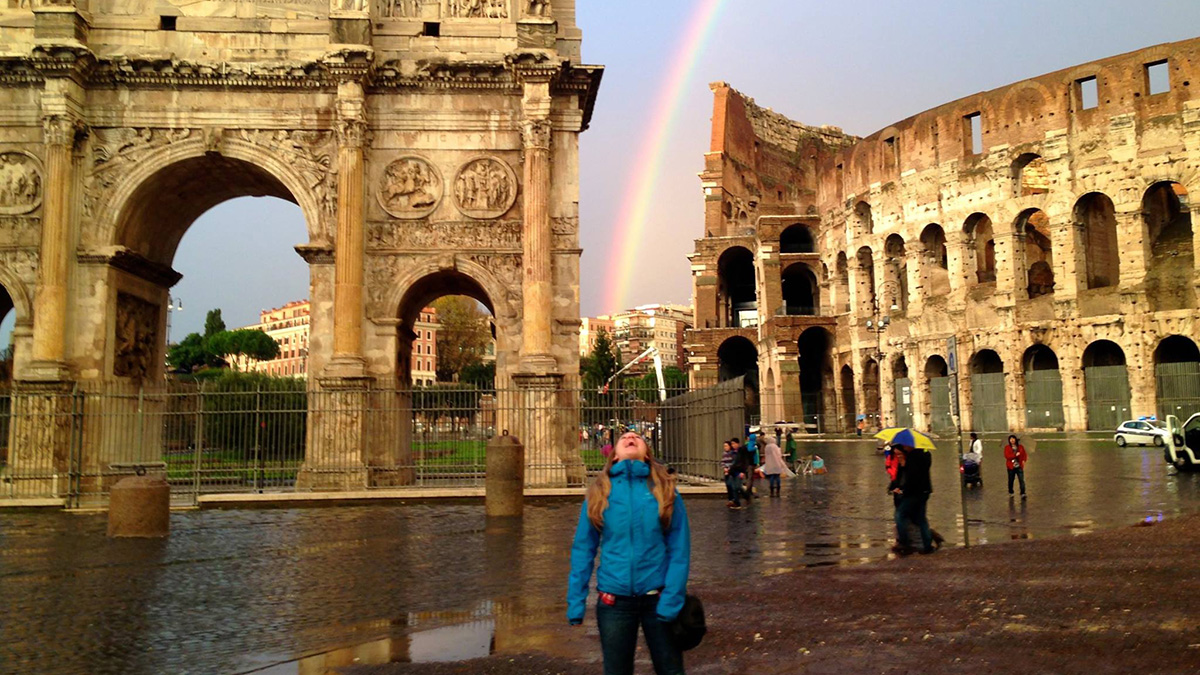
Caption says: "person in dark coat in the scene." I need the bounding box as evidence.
[887,444,935,554]
[727,438,755,509]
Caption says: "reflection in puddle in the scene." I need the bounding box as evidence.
[265,620,495,674]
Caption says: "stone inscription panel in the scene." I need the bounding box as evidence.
[90,0,328,19]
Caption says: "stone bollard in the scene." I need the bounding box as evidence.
[486,433,525,518]
[107,475,170,538]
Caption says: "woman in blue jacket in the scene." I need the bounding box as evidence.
[568,430,691,675]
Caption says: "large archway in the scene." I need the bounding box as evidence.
[717,336,759,423]
[969,349,1008,432]
[798,328,834,432]
[1023,344,1064,429]
[1074,192,1120,290]
[863,358,882,428]
[779,224,815,253]
[964,213,996,284]
[780,263,818,316]
[920,224,950,298]
[1144,182,1195,312]
[1082,340,1131,430]
[924,355,953,435]
[892,354,912,427]
[1017,208,1054,299]
[717,247,757,328]
[1154,335,1200,420]
[840,364,857,433]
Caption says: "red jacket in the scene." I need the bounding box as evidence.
[1004,443,1027,470]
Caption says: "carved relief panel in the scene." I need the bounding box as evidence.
[377,156,443,219]
[0,152,42,215]
[113,292,160,380]
[453,157,517,219]
[378,0,423,16]
[446,0,508,19]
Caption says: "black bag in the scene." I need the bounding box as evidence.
[669,594,706,651]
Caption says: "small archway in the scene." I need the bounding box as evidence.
[964,213,996,284]
[780,263,818,316]
[1012,153,1050,197]
[718,247,757,328]
[856,246,877,315]
[1144,182,1195,312]
[892,354,912,427]
[854,201,874,236]
[718,336,760,423]
[884,234,908,312]
[863,358,881,428]
[396,269,499,388]
[969,349,1008,432]
[839,364,857,433]
[798,327,834,432]
[834,252,850,314]
[1154,335,1200,420]
[1017,208,1054,298]
[924,355,953,434]
[779,224,816,253]
[1022,344,1064,429]
[920,223,950,297]
[1074,192,1120,290]
[1082,340,1131,430]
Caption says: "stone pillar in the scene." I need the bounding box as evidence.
[511,373,575,486]
[30,115,83,378]
[908,348,928,431]
[518,74,556,373]
[946,233,970,307]
[327,80,368,377]
[1055,222,1084,300]
[486,434,525,518]
[907,253,924,315]
[1116,210,1150,290]
[1128,341,1158,420]
[1062,366,1088,432]
[994,231,1022,307]
[779,359,803,424]
[107,475,170,538]
[879,353,896,427]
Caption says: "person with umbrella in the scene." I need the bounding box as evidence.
[876,428,937,555]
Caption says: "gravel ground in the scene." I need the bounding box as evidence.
[345,513,1200,675]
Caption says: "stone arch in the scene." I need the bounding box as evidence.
[862,357,881,427]
[1143,181,1195,312]
[798,327,835,432]
[717,246,757,328]
[1016,208,1054,298]
[779,224,816,253]
[1082,339,1130,430]
[923,354,953,434]
[839,363,856,432]
[780,262,818,316]
[920,223,949,297]
[963,213,996,284]
[969,349,1008,432]
[891,353,912,427]
[1154,335,1200,420]
[853,200,874,236]
[1074,192,1120,289]
[833,251,850,314]
[998,80,1055,129]
[0,269,32,382]
[855,246,876,315]
[1022,344,1064,429]
[717,335,758,384]
[884,233,908,311]
[1012,152,1050,197]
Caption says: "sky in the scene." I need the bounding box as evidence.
[77,0,1200,339]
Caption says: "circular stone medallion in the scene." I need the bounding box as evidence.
[453,156,518,219]
[0,152,43,215]
[377,156,443,220]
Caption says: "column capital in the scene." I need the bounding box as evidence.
[42,113,88,148]
[521,119,552,150]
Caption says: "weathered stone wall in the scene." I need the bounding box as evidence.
[689,38,1200,433]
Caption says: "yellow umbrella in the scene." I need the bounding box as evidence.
[874,427,937,450]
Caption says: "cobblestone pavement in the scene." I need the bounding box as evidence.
[2,438,1198,674]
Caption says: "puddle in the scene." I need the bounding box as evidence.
[256,620,495,674]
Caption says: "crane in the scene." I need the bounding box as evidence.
[599,346,668,402]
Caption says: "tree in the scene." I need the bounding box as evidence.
[461,360,496,390]
[632,366,689,402]
[204,309,226,338]
[583,328,620,389]
[167,308,281,374]
[209,329,280,365]
[167,332,208,373]
[432,296,491,381]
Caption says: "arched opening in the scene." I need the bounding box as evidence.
[779,224,815,253]
[1154,335,1200,420]
[717,336,759,423]
[1082,340,1131,430]
[1144,182,1195,312]
[834,252,850,314]
[863,358,881,429]
[717,247,757,328]
[839,365,856,433]
[797,328,834,432]
[1022,344,1064,430]
[892,354,912,427]
[854,201,874,236]
[0,284,17,384]
[1074,192,1120,290]
[884,234,908,312]
[920,223,950,297]
[969,349,1008,432]
[964,213,996,284]
[856,246,877,316]
[780,263,818,316]
[114,154,313,383]
[1017,208,1054,298]
[1012,153,1050,197]
[924,355,953,434]
[397,272,498,387]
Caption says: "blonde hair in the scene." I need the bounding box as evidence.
[585,438,676,531]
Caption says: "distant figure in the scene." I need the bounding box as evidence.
[969,431,983,459]
[761,437,794,497]
[856,417,865,437]
[727,438,755,509]
[1004,434,1028,497]
[784,430,797,466]
[888,445,935,555]
[720,440,736,506]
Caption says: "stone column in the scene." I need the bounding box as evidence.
[30,115,82,377]
[328,80,368,377]
[1116,210,1150,290]
[994,231,1023,307]
[879,353,896,427]
[519,113,556,373]
[946,233,970,307]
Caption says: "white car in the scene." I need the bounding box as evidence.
[1114,419,1170,447]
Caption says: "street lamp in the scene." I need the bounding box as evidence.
[865,300,891,429]
[166,295,183,346]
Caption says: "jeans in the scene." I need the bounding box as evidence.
[729,474,745,506]
[1008,467,1027,494]
[596,594,685,675]
[766,474,781,492]
[723,473,735,501]
[894,493,933,551]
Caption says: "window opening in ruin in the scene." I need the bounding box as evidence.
[1143,181,1194,312]
[1077,76,1099,110]
[835,252,850,314]
[781,263,818,316]
[964,112,983,155]
[160,16,177,31]
[1013,153,1049,197]
[1018,209,1054,298]
[854,201,874,235]
[919,224,950,298]
[963,213,996,284]
[717,247,758,328]
[883,136,898,174]
[779,224,815,254]
[1074,192,1120,290]
[884,234,908,312]
[1146,60,1170,95]
[423,22,441,37]
[856,246,876,316]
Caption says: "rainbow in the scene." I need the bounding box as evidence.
[601,0,729,313]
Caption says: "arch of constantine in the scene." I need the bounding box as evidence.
[689,38,1200,434]
[0,1,601,495]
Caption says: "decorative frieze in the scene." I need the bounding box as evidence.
[453,156,517,219]
[0,152,42,215]
[377,156,442,219]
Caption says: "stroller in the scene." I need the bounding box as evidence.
[960,455,982,488]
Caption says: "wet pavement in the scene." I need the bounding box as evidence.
[3,437,1200,674]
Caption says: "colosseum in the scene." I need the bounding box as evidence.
[687,37,1200,435]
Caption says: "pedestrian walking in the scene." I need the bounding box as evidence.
[969,431,983,459]
[785,429,797,465]
[728,438,754,508]
[887,444,935,555]
[720,440,736,506]
[856,417,865,437]
[761,437,793,497]
[1004,434,1028,497]
[568,431,691,675]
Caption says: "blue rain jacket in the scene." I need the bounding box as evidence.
[567,459,691,624]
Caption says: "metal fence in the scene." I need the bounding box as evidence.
[0,380,736,508]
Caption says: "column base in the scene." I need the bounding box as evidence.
[295,465,369,491]
[22,360,72,382]
[517,353,558,375]
[321,355,367,380]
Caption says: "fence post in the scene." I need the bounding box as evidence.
[192,381,204,502]
[254,381,262,493]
